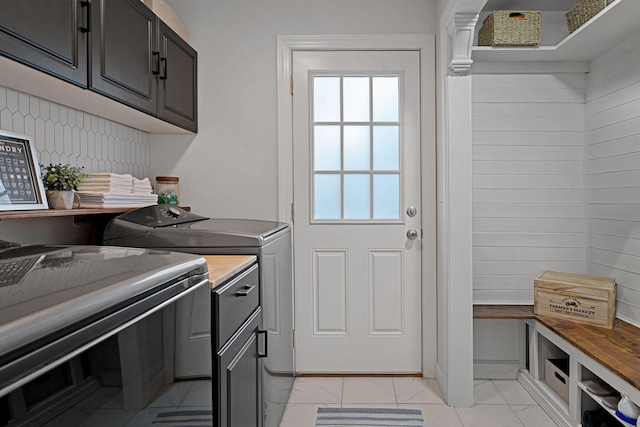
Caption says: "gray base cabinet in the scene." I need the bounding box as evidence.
[212,263,265,427]
[216,309,262,427]
[0,0,89,87]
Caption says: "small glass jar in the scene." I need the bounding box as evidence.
[155,176,179,206]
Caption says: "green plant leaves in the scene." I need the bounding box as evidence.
[40,163,85,191]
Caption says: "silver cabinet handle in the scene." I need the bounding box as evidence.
[407,229,418,240]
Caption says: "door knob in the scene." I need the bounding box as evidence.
[407,229,418,240]
[406,206,417,217]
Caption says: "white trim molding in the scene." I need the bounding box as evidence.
[437,3,477,406]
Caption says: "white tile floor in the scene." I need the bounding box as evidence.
[42,380,212,427]
[41,376,560,426]
[280,377,560,427]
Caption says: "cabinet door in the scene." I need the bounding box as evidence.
[0,0,88,87]
[90,0,157,115]
[214,309,263,427]
[157,20,198,132]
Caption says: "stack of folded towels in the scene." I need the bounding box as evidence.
[75,173,158,208]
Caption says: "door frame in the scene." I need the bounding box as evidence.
[276,34,437,377]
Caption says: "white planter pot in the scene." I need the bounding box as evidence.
[46,190,75,210]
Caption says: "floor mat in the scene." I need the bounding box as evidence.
[316,407,424,426]
[151,409,212,426]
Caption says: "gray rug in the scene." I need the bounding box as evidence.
[316,407,424,426]
[151,409,212,426]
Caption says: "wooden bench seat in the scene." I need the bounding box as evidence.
[473,304,535,319]
[473,304,640,391]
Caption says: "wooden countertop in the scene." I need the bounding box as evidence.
[474,304,640,390]
[203,255,257,289]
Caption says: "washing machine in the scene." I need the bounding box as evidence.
[102,204,293,427]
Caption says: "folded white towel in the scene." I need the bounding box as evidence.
[76,190,158,208]
[132,177,153,194]
[78,173,157,195]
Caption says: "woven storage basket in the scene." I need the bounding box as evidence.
[565,0,614,33]
[478,10,540,47]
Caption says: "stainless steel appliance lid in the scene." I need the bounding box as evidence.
[183,218,289,236]
[103,205,290,248]
[0,245,207,359]
[107,204,287,234]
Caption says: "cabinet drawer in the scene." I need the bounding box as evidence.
[212,263,259,350]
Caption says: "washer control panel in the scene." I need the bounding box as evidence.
[115,205,208,228]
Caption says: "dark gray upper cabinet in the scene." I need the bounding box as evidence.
[0,0,89,87]
[90,0,197,131]
[157,21,198,133]
[0,0,197,132]
[90,0,157,115]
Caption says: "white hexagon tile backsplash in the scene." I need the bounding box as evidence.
[0,85,150,179]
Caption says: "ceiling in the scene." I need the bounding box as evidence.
[482,0,578,11]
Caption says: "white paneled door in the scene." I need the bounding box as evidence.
[292,51,422,373]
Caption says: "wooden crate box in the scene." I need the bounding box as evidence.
[534,271,616,328]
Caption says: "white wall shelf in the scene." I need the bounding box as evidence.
[472,0,640,62]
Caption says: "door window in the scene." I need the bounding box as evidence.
[312,75,402,221]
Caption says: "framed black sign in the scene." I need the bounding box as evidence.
[0,130,48,211]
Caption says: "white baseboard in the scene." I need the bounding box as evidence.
[473,360,520,380]
[517,370,573,427]
[435,362,447,405]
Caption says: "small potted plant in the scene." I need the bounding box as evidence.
[41,163,85,209]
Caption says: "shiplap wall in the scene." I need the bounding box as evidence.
[586,32,640,326]
[471,73,587,303]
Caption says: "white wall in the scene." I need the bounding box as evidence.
[471,72,587,303]
[154,0,436,220]
[473,319,520,379]
[586,31,640,326]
